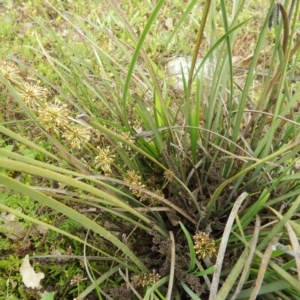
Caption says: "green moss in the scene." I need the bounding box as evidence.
[0,194,36,225]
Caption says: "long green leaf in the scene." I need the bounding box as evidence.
[258,194,300,251]
[202,141,300,226]
[0,203,130,268]
[179,222,196,272]
[0,158,150,221]
[0,173,147,271]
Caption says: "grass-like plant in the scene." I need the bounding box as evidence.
[1,0,300,299]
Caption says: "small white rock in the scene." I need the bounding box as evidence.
[167,56,215,91]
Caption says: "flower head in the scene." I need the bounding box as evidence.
[62,124,91,150]
[193,232,217,259]
[132,270,161,287]
[38,98,69,134]
[70,274,87,286]
[94,146,115,174]
[124,170,148,201]
[19,82,49,109]
[0,61,22,90]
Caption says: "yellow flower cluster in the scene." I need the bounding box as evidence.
[94,146,115,175]
[193,231,218,259]
[124,170,148,201]
[38,99,69,134]
[132,270,161,287]
[0,61,91,150]
[0,61,22,89]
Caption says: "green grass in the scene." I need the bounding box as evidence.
[0,0,300,299]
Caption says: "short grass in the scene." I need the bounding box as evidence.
[1,0,300,299]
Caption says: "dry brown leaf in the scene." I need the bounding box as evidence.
[0,221,26,240]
